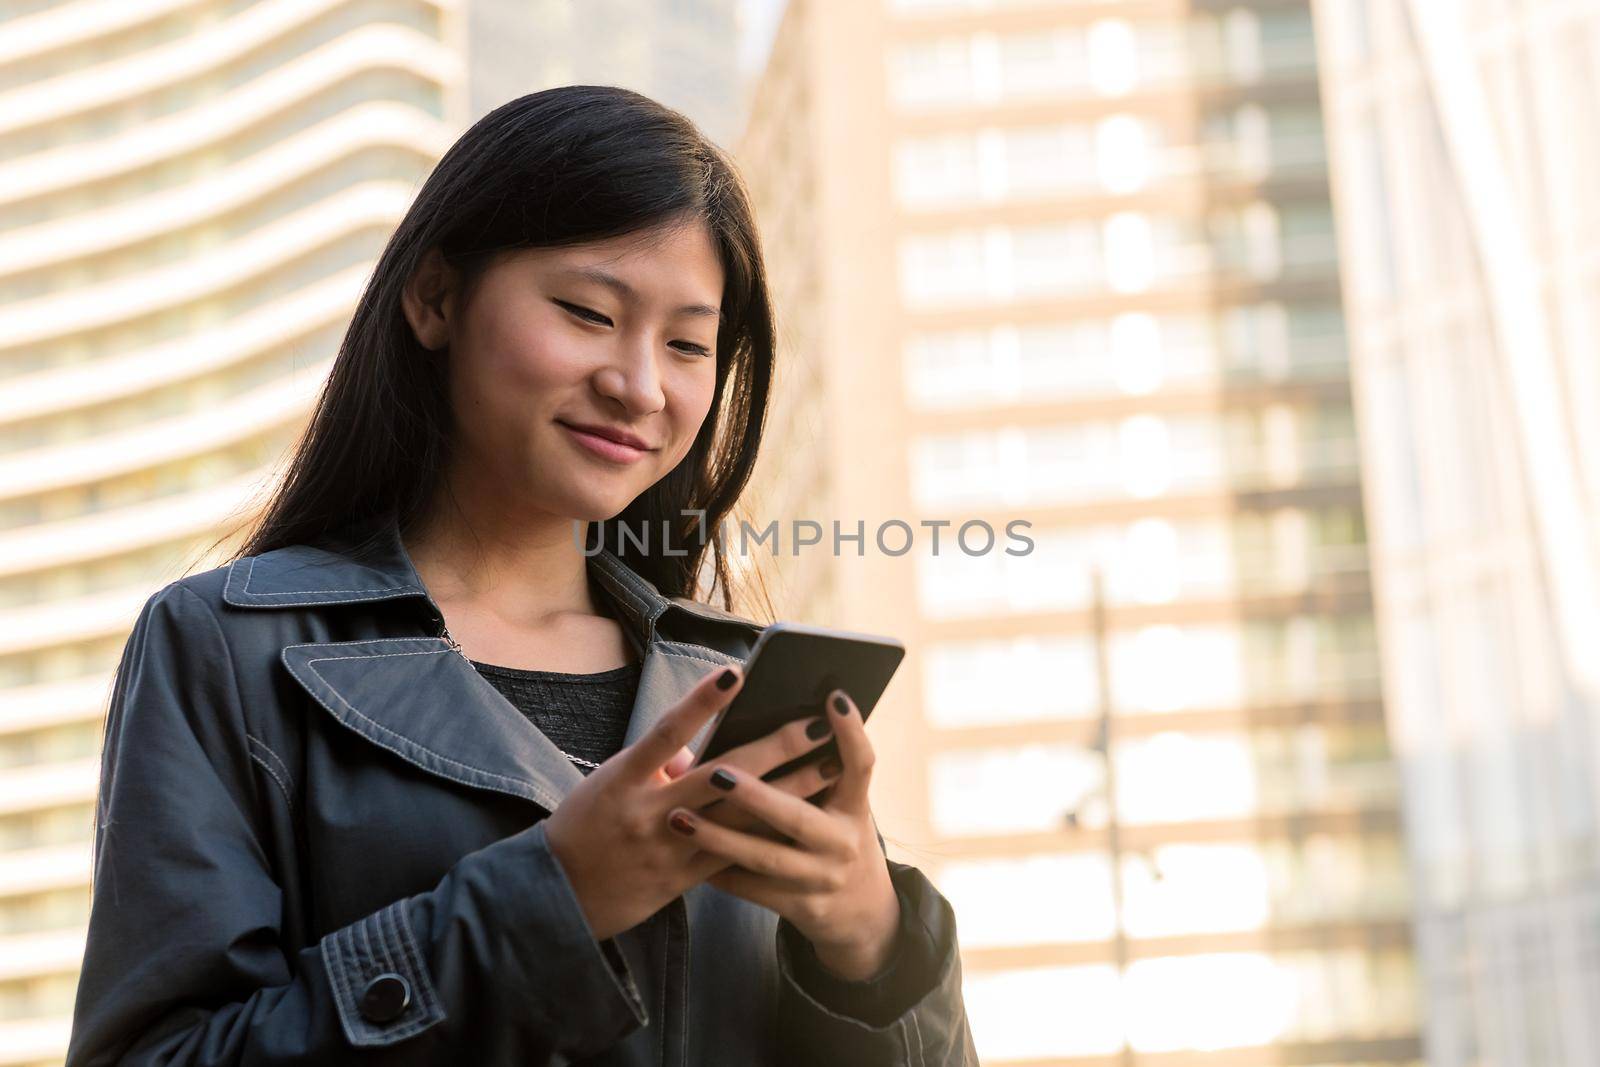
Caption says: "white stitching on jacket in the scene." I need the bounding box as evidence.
[656,642,740,668]
[238,555,422,597]
[283,643,563,812]
[245,748,295,814]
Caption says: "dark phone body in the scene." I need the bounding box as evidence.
[691,622,905,781]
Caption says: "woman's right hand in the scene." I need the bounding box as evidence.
[545,665,835,942]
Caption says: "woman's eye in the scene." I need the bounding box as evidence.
[557,300,710,357]
[556,300,612,326]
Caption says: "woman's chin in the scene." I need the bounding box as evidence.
[563,492,639,525]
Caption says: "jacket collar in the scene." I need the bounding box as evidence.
[227,509,763,813]
[219,507,749,646]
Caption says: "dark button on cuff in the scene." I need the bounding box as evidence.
[358,973,411,1023]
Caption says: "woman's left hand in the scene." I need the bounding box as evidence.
[660,688,901,981]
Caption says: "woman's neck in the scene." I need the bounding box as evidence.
[402,494,598,627]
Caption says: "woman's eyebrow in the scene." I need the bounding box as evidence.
[557,266,722,321]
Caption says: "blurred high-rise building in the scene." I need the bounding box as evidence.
[1311,3,1600,1065]
[499,0,744,148]
[736,1,1420,1063]
[0,3,737,1064]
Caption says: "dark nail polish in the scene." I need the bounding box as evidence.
[669,811,696,835]
[710,768,737,791]
[832,694,849,716]
[806,717,832,741]
[716,668,738,690]
[819,756,843,778]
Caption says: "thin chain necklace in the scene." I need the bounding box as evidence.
[438,621,604,770]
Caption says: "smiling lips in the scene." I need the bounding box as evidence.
[558,420,656,463]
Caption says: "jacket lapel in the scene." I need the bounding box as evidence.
[622,640,744,753]
[282,636,585,812]
[234,511,761,813]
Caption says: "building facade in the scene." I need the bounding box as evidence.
[735,1,1420,1063]
[487,0,745,148]
[1311,3,1600,1065]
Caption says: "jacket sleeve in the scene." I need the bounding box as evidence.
[773,822,981,1065]
[66,583,649,1066]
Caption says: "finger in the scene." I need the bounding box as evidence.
[756,752,845,801]
[620,666,741,779]
[693,755,842,839]
[687,766,846,853]
[705,864,796,914]
[663,712,837,810]
[699,808,792,843]
[822,689,874,813]
[663,745,696,780]
[664,806,834,891]
[686,844,741,885]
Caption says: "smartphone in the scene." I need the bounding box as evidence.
[690,621,905,781]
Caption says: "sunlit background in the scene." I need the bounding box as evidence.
[2,1,1598,1065]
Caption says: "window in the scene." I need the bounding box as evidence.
[1111,312,1163,394]
[917,526,1094,617]
[1087,19,1138,96]
[1122,844,1271,936]
[893,133,980,206]
[1352,115,1397,300]
[903,314,1224,408]
[1104,212,1156,292]
[887,36,976,107]
[1358,359,1423,549]
[938,853,1115,945]
[963,966,1122,1060]
[999,28,1085,98]
[1281,201,1337,271]
[1008,123,1095,195]
[923,634,1100,726]
[1223,8,1263,83]
[1125,953,1295,1050]
[1095,114,1151,192]
[1222,302,1291,379]
[1109,623,1246,712]
[902,329,994,407]
[929,743,1102,837]
[1013,222,1099,297]
[1118,414,1172,497]
[898,229,987,305]
[1018,321,1113,396]
[1114,731,1259,823]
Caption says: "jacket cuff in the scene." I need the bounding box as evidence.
[775,861,963,1059]
[338,817,649,1057]
[779,880,936,1027]
[320,898,448,1047]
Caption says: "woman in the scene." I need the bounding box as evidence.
[65,87,979,1066]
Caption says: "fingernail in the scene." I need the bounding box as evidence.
[716,668,738,690]
[669,810,696,835]
[806,717,832,740]
[710,768,737,791]
[820,756,843,778]
[832,693,849,716]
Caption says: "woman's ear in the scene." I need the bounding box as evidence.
[401,247,457,351]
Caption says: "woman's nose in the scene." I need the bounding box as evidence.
[593,336,666,414]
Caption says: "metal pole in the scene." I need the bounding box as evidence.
[1090,567,1134,1067]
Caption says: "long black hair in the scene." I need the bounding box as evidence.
[218,85,775,613]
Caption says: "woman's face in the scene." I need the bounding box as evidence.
[406,222,725,523]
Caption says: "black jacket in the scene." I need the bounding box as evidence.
[65,510,980,1065]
